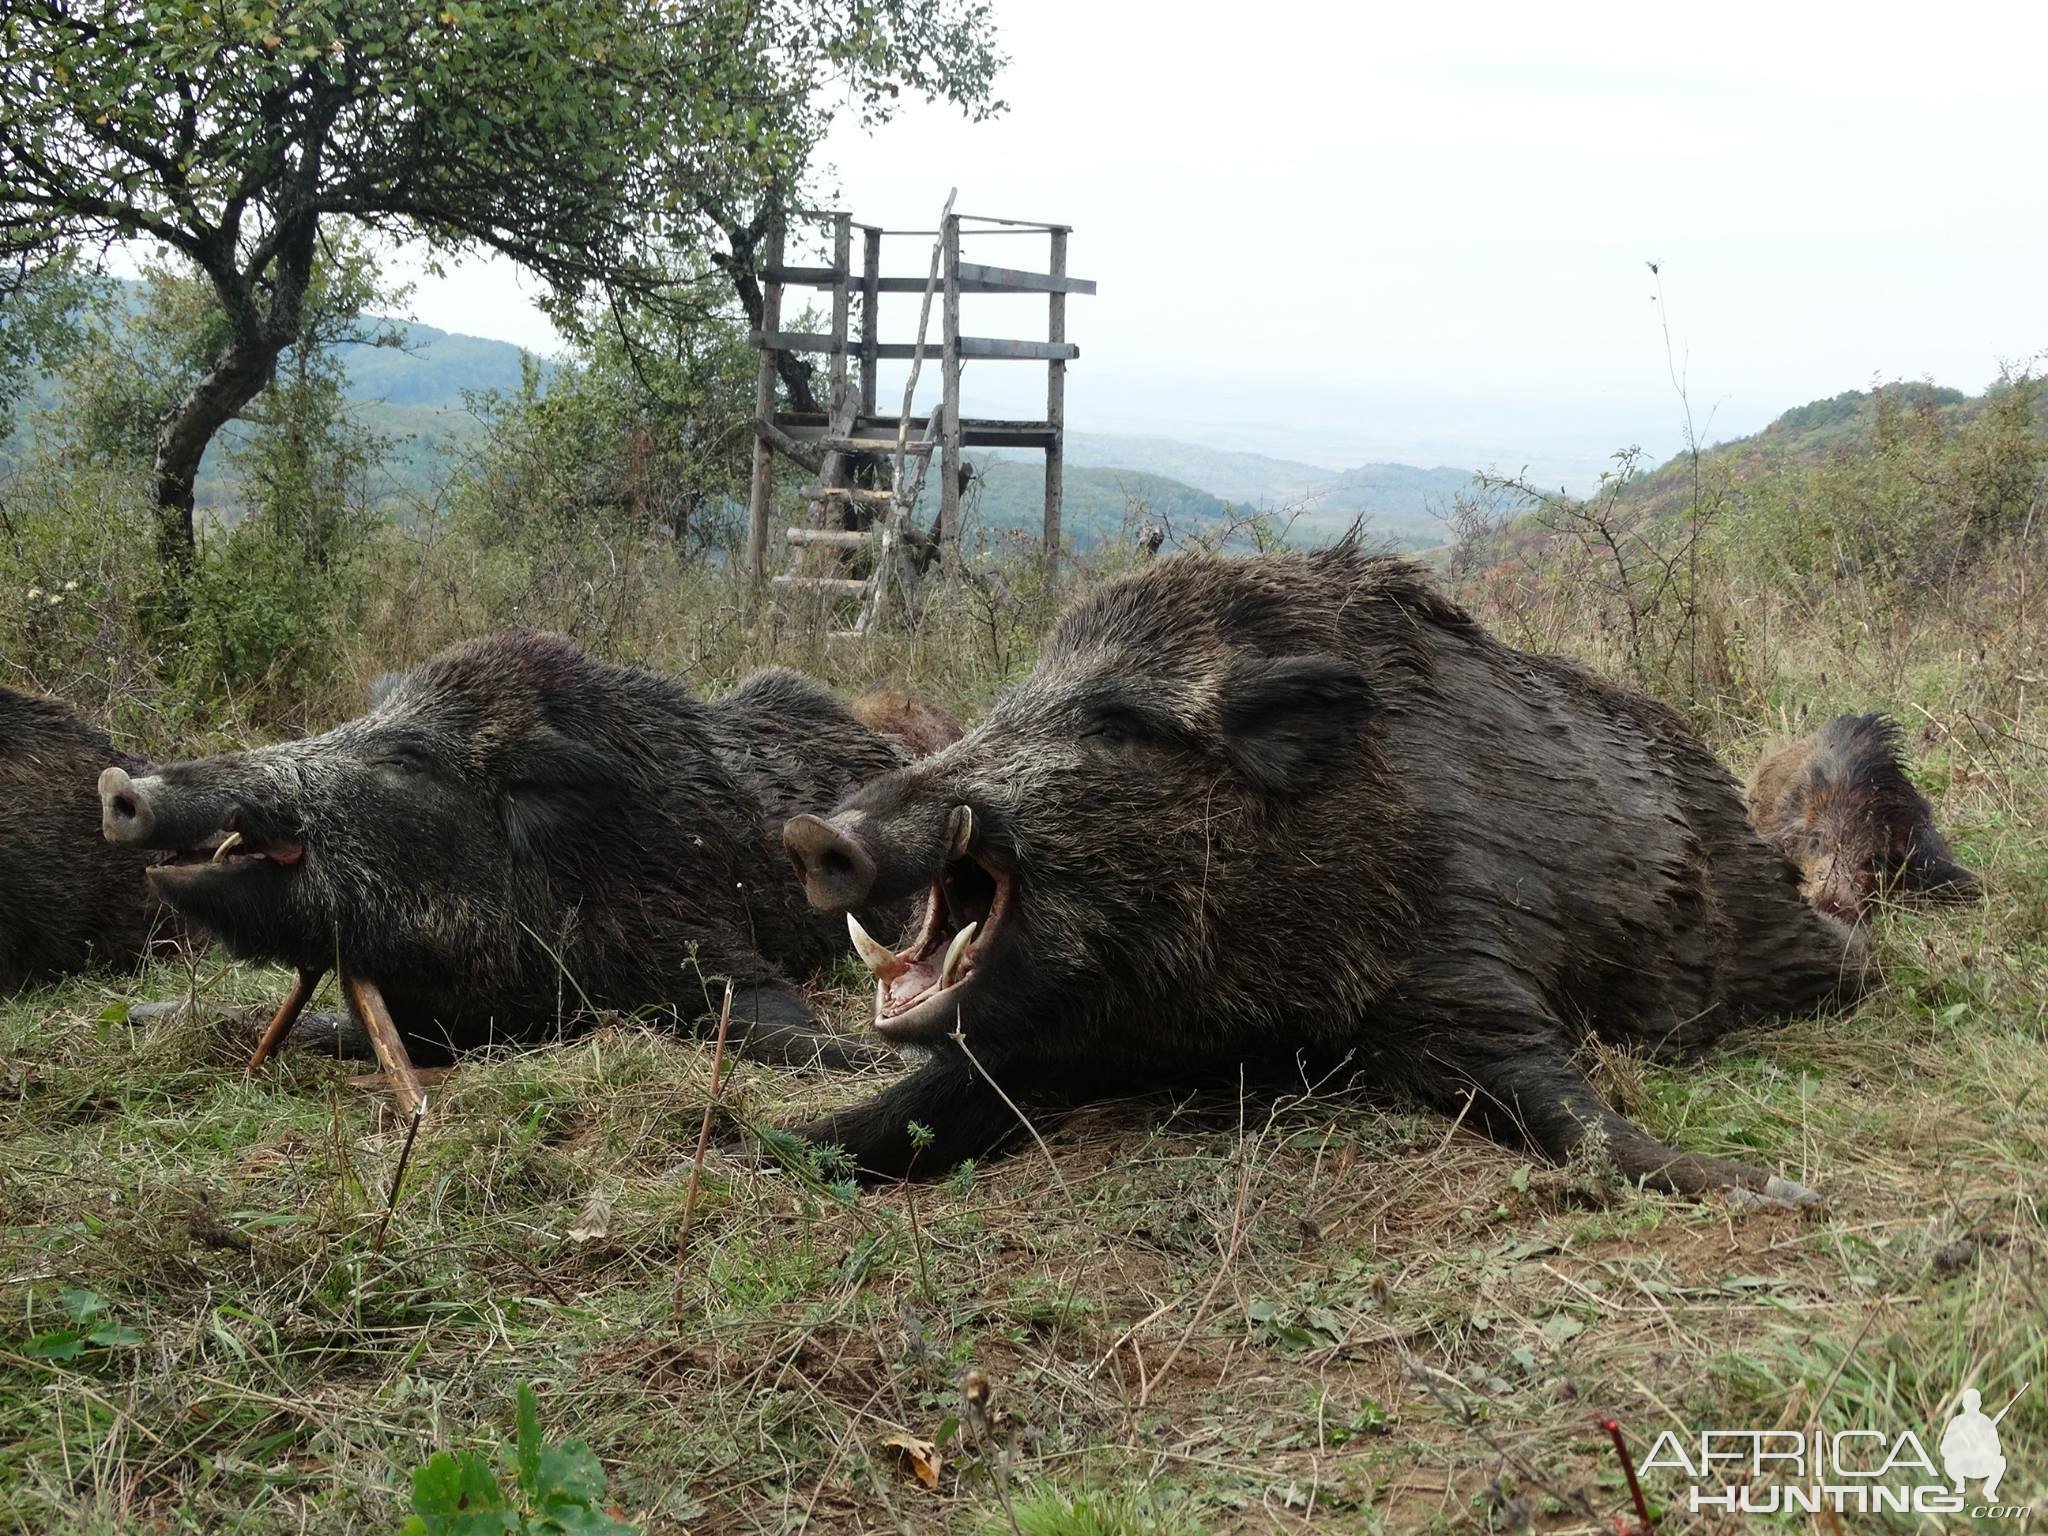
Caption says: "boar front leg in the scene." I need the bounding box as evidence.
[781,1047,1027,1178]
[722,981,890,1073]
[1441,1033,1819,1209]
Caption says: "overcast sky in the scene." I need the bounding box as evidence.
[394,0,2048,482]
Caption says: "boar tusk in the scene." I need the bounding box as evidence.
[939,921,979,988]
[847,912,908,980]
[211,830,244,864]
[949,805,974,860]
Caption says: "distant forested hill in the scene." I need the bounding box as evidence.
[920,461,1229,550]
[335,318,548,406]
[1054,433,1332,502]
[1017,432,1477,545]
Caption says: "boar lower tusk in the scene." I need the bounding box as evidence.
[939,921,979,988]
[847,912,907,980]
[211,831,244,864]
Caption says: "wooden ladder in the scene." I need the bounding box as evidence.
[771,192,955,634]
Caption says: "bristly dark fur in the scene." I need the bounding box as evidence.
[1748,712,1981,921]
[105,633,913,1065]
[1,688,164,991]
[779,545,1866,1201]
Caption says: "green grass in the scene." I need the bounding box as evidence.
[4,562,2046,1534]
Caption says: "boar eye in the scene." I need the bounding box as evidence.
[1083,709,1145,749]
[380,742,435,776]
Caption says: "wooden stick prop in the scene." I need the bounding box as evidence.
[340,971,428,1121]
[673,982,735,1314]
[246,966,326,1072]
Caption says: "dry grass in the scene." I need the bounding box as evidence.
[2,548,2045,1535]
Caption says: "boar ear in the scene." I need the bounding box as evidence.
[366,672,403,711]
[502,734,627,858]
[1220,654,1376,793]
[1901,846,1981,899]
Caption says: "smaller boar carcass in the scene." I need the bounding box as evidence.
[850,688,964,758]
[782,546,1866,1205]
[1748,712,1981,921]
[1,687,165,992]
[99,633,917,1067]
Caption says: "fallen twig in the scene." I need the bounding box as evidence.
[371,1102,425,1257]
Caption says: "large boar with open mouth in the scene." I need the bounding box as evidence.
[780,546,1865,1201]
[1,687,165,991]
[98,632,913,1067]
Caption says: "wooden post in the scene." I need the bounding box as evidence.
[939,212,963,562]
[745,219,786,581]
[859,226,881,421]
[246,966,325,1072]
[341,972,428,1121]
[827,212,851,420]
[1044,227,1068,579]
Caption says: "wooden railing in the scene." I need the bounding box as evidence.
[745,207,1094,584]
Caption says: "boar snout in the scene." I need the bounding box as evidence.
[783,813,877,912]
[99,766,156,846]
[99,762,267,856]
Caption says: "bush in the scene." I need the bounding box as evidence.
[1715,371,2046,603]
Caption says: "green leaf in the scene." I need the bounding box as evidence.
[87,1324,144,1348]
[58,1288,107,1323]
[533,1440,609,1509]
[408,1449,514,1534]
[547,1506,637,1534]
[24,1330,85,1361]
[514,1383,542,1497]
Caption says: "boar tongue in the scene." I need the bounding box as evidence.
[878,919,978,1018]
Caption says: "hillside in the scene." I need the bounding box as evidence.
[1054,432,1333,502]
[1604,379,2032,523]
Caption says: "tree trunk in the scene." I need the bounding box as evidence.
[151,340,280,563]
[712,203,822,418]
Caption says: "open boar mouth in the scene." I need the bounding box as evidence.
[847,845,1015,1043]
[149,819,305,891]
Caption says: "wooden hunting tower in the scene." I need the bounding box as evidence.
[745,200,1094,626]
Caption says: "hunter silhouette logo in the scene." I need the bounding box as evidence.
[1941,1383,2028,1502]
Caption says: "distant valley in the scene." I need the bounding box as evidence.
[328,320,1481,549]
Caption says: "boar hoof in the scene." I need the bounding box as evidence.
[715,1135,772,1171]
[721,982,892,1073]
[124,1000,192,1028]
[1726,1174,1823,1213]
[285,1009,378,1061]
